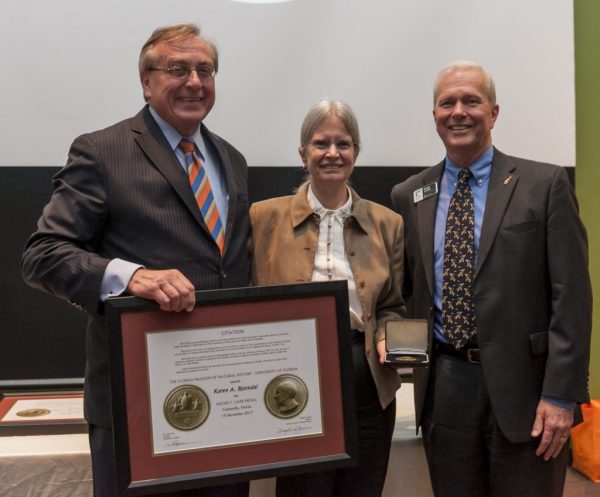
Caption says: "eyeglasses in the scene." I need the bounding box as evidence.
[147,65,216,80]
[310,139,355,152]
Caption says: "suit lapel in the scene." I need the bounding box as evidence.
[474,149,518,279]
[416,162,444,298]
[133,108,208,229]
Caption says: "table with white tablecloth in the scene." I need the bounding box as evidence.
[0,433,92,497]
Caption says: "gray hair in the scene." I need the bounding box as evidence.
[300,99,361,154]
[433,61,496,106]
[139,23,219,75]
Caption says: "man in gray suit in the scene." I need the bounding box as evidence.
[391,61,592,497]
[22,24,249,497]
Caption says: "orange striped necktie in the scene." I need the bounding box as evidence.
[179,138,224,254]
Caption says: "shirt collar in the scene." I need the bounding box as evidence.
[148,106,207,159]
[444,146,493,187]
[307,184,353,221]
[290,183,369,234]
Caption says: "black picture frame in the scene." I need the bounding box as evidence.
[105,281,358,496]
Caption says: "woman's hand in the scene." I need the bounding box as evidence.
[376,338,387,365]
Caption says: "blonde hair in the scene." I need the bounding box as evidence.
[433,61,496,106]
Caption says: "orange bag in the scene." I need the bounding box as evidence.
[571,400,600,482]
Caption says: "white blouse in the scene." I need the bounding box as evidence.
[307,185,364,331]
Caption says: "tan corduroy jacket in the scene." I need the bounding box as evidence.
[250,182,404,408]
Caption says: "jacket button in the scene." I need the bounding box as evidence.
[348,251,355,256]
[221,271,227,279]
[359,281,365,288]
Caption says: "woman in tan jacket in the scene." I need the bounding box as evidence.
[250,100,404,497]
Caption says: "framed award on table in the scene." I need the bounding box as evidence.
[105,281,358,496]
[0,391,86,435]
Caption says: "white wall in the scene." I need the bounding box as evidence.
[0,0,574,167]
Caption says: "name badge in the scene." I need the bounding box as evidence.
[413,182,438,203]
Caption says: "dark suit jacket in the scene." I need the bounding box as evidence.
[22,106,250,428]
[391,148,592,443]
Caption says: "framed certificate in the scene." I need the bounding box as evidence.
[106,281,358,496]
[0,392,86,435]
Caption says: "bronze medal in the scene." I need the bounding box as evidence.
[16,408,51,417]
[264,374,308,419]
[163,385,210,430]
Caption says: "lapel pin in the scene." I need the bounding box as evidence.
[503,175,513,185]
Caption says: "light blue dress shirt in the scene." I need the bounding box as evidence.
[149,107,229,227]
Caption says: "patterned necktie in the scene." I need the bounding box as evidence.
[179,138,224,254]
[441,168,477,349]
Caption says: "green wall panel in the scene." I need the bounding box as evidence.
[575,0,600,398]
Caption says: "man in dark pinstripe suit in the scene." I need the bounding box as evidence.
[22,24,250,497]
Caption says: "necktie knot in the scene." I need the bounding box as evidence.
[179,138,195,154]
[458,168,472,184]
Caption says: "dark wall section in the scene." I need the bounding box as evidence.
[248,166,425,208]
[249,166,576,207]
[0,165,575,384]
[1,167,87,384]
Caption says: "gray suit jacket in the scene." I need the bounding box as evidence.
[22,106,250,427]
[391,148,592,443]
